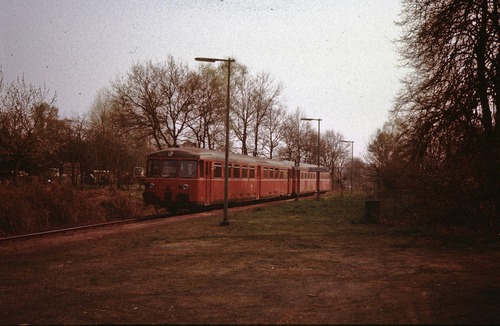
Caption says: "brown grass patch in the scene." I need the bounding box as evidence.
[0,184,143,236]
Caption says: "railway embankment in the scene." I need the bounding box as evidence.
[0,184,145,237]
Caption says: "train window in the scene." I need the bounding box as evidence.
[179,160,197,178]
[275,169,280,179]
[147,160,161,176]
[280,170,284,179]
[263,167,268,179]
[214,162,222,178]
[249,166,255,178]
[161,160,179,178]
[233,164,240,178]
[242,165,248,178]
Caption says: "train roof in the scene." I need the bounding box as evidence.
[147,147,328,171]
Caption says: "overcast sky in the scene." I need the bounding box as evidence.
[0,0,403,157]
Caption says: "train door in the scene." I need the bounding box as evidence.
[204,161,212,205]
[257,165,262,199]
[292,167,301,196]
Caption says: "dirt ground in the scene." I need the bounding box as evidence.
[1,197,499,324]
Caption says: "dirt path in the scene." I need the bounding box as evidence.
[1,198,499,324]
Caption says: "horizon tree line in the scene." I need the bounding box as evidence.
[0,60,355,189]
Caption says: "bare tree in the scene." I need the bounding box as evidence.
[88,88,150,187]
[396,0,499,162]
[160,57,198,147]
[186,64,225,149]
[113,60,168,149]
[276,108,312,164]
[59,114,89,187]
[250,72,283,157]
[112,57,197,150]
[231,65,254,155]
[261,103,286,159]
[0,75,59,179]
[365,119,406,192]
[323,129,348,190]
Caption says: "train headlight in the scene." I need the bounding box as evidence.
[181,184,189,190]
[148,182,155,189]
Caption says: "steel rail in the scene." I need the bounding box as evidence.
[0,212,171,242]
[0,193,321,242]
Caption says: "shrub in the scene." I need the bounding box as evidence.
[0,184,144,237]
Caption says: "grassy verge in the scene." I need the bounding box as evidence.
[0,184,144,237]
[1,194,499,324]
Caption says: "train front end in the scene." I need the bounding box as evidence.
[142,149,203,213]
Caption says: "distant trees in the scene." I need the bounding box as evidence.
[275,108,351,190]
[0,74,63,179]
[0,69,153,186]
[112,57,227,150]
[368,0,499,233]
[58,115,88,186]
[365,119,405,193]
[323,129,350,191]
[0,56,352,190]
[231,69,283,157]
[277,108,310,164]
[86,89,150,186]
[249,72,283,158]
[262,103,286,159]
[231,65,254,155]
[110,57,349,173]
[229,65,284,157]
[187,65,225,149]
[112,58,180,149]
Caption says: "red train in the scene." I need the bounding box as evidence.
[142,147,331,212]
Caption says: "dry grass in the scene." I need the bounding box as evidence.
[0,184,143,236]
[1,194,499,324]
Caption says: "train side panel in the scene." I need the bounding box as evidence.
[258,166,291,199]
[294,167,331,196]
[142,148,330,212]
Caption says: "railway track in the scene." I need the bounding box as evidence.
[0,211,174,242]
[0,195,313,242]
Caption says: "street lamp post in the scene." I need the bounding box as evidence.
[340,140,354,195]
[301,117,322,201]
[195,57,235,226]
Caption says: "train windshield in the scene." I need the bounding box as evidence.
[147,159,198,178]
